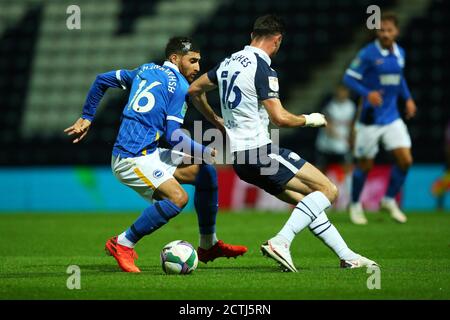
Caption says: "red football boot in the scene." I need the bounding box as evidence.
[197,240,248,263]
[105,236,140,273]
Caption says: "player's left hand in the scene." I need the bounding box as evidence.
[405,99,417,119]
[213,116,226,135]
[64,117,92,143]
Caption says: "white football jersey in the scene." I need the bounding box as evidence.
[207,46,279,152]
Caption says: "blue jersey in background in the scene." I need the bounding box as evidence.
[343,40,412,125]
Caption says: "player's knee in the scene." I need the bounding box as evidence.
[320,182,338,204]
[398,156,413,171]
[169,189,189,209]
[328,183,339,203]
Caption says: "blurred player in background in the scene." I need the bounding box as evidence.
[343,12,417,225]
[315,84,356,208]
[315,84,356,171]
[65,37,246,273]
[190,14,377,272]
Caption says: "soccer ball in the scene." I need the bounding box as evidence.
[160,240,198,275]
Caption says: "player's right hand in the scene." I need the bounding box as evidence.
[367,91,383,107]
[64,117,91,143]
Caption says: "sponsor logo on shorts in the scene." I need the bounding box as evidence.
[153,170,164,179]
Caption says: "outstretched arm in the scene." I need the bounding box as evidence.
[262,98,327,128]
[81,69,137,121]
[64,69,137,143]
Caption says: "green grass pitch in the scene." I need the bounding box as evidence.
[0,211,449,300]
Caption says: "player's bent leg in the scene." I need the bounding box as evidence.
[107,179,186,273]
[271,162,377,269]
[174,163,248,263]
[261,163,334,272]
[275,189,305,205]
[261,190,306,272]
[173,163,200,184]
[285,162,338,203]
[381,147,412,223]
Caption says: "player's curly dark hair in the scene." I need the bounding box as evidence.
[252,14,285,39]
[165,36,200,58]
[381,12,399,27]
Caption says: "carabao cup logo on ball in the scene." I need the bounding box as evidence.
[153,169,164,179]
[160,240,198,275]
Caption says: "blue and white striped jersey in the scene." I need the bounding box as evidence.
[207,46,279,152]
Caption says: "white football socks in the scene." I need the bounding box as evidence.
[277,191,358,261]
[199,233,218,249]
[278,191,331,242]
[309,212,358,261]
[117,231,135,248]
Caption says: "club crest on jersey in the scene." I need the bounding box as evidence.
[181,102,188,117]
[153,170,164,179]
[268,76,279,92]
[350,57,361,68]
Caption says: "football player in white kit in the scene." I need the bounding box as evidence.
[189,15,377,272]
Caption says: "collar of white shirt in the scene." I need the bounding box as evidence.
[375,39,401,59]
[244,45,271,66]
[163,60,180,72]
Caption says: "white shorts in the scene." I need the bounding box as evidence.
[354,119,412,159]
[111,148,186,203]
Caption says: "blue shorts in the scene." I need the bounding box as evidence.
[232,144,307,196]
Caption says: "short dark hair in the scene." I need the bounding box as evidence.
[252,14,285,38]
[381,12,399,27]
[165,36,200,59]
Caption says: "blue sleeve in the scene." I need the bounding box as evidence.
[117,69,138,90]
[206,63,220,85]
[343,73,370,97]
[400,77,412,100]
[81,69,138,121]
[166,86,188,124]
[255,58,279,100]
[343,49,372,97]
[165,120,207,156]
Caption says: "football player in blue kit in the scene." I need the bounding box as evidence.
[65,37,247,273]
[344,12,417,225]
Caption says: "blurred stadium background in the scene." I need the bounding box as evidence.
[0,0,449,213]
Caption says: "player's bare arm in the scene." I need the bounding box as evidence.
[261,98,327,128]
[189,72,217,96]
[189,73,225,131]
[191,93,225,132]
